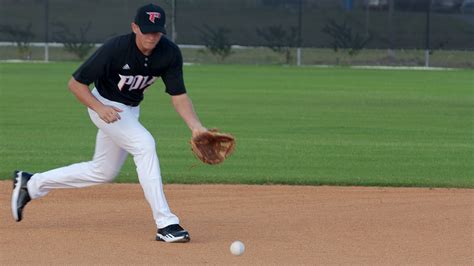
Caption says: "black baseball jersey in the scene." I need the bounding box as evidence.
[73,33,186,106]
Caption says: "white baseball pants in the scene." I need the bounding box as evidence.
[27,88,180,228]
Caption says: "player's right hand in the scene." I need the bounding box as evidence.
[97,105,123,124]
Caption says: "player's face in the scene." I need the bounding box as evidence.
[132,23,163,54]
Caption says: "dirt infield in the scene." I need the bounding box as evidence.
[0,181,472,265]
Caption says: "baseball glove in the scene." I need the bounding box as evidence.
[190,129,235,165]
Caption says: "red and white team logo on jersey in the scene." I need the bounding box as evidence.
[146,12,161,23]
[118,74,157,91]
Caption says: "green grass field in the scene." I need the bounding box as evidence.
[0,63,472,188]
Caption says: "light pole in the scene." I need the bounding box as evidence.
[44,0,49,62]
[425,0,432,67]
[171,0,177,42]
[296,0,302,66]
[388,0,395,59]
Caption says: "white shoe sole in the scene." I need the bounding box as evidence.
[11,171,23,221]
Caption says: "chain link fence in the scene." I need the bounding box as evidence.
[1,0,473,67]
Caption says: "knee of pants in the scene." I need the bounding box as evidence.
[90,162,121,182]
[133,134,157,156]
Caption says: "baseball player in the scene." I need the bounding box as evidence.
[11,3,206,243]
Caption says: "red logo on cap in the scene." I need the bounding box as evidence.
[146,12,161,23]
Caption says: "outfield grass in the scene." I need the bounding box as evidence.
[0,63,472,188]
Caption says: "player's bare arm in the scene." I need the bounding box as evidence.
[171,93,207,137]
[68,77,122,124]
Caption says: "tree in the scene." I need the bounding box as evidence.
[256,25,298,64]
[0,23,35,60]
[198,24,233,61]
[322,19,371,58]
[53,22,95,60]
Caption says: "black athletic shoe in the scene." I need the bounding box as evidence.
[156,224,190,243]
[11,170,33,222]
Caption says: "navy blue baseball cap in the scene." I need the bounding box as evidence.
[134,4,167,34]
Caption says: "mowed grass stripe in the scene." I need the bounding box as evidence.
[0,63,472,187]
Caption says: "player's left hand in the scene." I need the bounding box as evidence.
[192,126,208,138]
[190,128,235,165]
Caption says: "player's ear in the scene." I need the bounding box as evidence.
[131,22,140,34]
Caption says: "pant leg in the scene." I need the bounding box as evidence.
[87,90,179,228]
[27,129,128,198]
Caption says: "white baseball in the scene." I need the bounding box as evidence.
[230,240,245,256]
